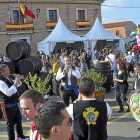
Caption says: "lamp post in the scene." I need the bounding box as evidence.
[94,9,98,17]
[36,8,40,18]
[36,8,40,29]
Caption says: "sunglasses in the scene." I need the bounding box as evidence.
[57,117,73,127]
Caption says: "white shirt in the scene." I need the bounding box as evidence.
[60,54,65,64]
[23,127,40,140]
[56,67,81,84]
[105,54,115,64]
[134,75,140,90]
[66,98,112,120]
[0,79,22,97]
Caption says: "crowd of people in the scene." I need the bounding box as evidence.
[0,45,140,140]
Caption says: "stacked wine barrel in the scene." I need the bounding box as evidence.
[93,61,113,93]
[5,40,52,95]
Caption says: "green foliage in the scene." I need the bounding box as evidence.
[49,56,56,67]
[24,72,51,96]
[83,68,107,91]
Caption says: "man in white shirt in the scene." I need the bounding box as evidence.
[105,49,115,67]
[60,49,68,65]
[66,77,112,140]
[56,56,81,107]
[16,89,44,140]
[0,64,25,140]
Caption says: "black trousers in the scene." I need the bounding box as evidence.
[116,92,128,109]
[6,104,24,140]
[62,90,77,107]
[53,75,60,96]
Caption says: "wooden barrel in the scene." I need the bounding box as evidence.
[6,40,31,60]
[94,89,106,101]
[93,61,113,93]
[2,59,19,74]
[18,56,43,77]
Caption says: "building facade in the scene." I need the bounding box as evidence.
[0,0,104,56]
[103,21,136,38]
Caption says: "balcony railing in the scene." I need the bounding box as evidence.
[76,21,90,26]
[46,21,58,28]
[6,22,33,30]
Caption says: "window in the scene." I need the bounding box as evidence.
[76,8,87,29]
[46,8,59,30]
[13,10,24,23]
[78,10,85,21]
[49,10,57,21]
[116,30,120,37]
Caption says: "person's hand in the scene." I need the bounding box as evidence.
[14,74,22,87]
[113,79,118,82]
[63,68,67,74]
[15,137,22,140]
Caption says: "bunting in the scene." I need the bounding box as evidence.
[18,0,27,18]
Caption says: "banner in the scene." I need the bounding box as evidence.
[7,2,12,22]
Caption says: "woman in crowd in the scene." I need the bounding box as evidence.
[53,55,61,96]
[114,62,129,113]
[41,54,49,72]
[80,57,88,73]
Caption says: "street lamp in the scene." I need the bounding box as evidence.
[94,9,98,17]
[36,8,40,18]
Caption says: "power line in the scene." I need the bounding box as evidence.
[101,4,140,8]
[102,17,140,19]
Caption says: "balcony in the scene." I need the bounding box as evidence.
[46,21,58,28]
[76,21,90,27]
[6,22,33,30]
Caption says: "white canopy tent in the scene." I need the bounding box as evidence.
[37,17,87,56]
[83,17,125,55]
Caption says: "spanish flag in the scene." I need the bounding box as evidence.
[18,0,26,18]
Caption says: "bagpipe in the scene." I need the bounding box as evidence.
[129,88,140,122]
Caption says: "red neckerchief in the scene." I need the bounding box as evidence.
[31,122,40,140]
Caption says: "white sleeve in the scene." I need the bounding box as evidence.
[71,67,81,79]
[12,80,22,87]
[66,104,74,120]
[0,80,17,97]
[56,68,65,81]
[106,102,112,119]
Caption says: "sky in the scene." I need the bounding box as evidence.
[101,0,140,25]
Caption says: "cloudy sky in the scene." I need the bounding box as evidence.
[101,0,140,24]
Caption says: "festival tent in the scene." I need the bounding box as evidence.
[83,17,125,55]
[37,17,87,56]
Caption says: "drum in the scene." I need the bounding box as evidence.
[129,89,140,122]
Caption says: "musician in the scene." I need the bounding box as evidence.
[56,56,81,107]
[133,63,140,132]
[0,64,25,140]
[66,78,112,140]
[134,63,140,90]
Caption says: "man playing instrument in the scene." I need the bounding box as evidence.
[0,64,25,140]
[134,63,140,90]
[56,56,81,107]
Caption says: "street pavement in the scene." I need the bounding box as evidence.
[0,73,140,140]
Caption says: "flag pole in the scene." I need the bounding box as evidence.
[18,0,21,30]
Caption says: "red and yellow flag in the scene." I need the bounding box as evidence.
[18,0,26,18]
